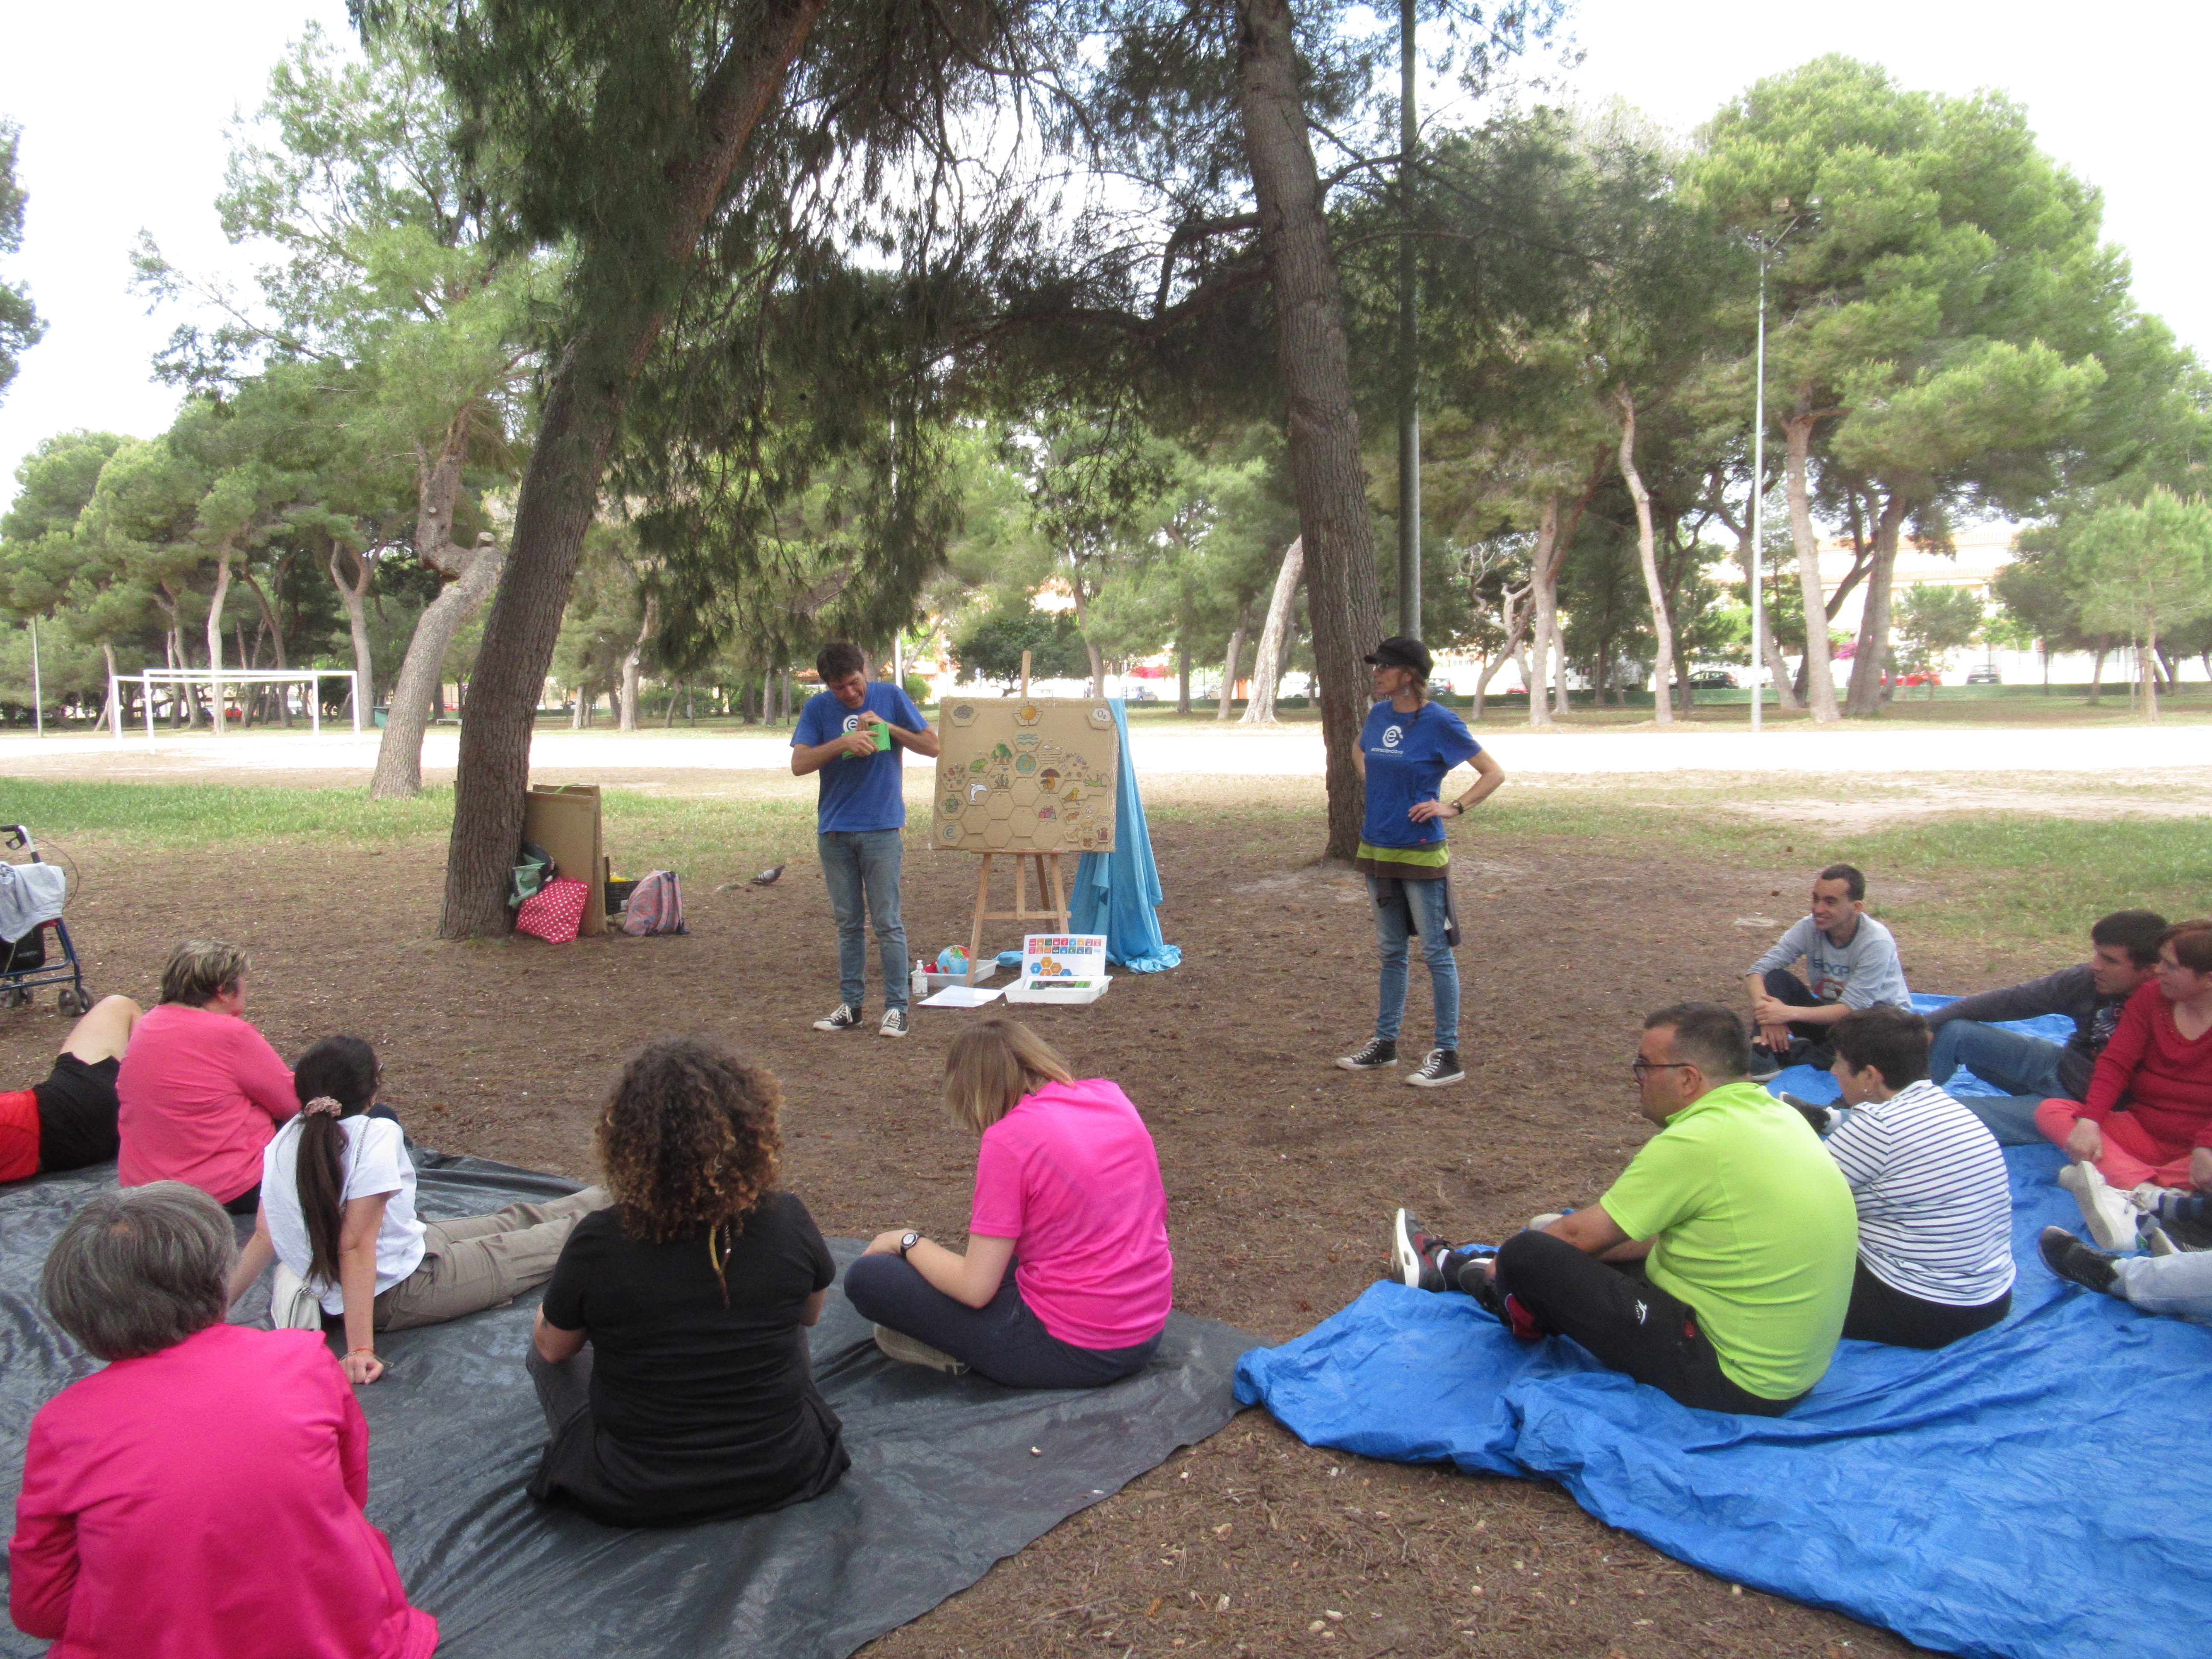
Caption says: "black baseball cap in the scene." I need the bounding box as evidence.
[1364,637,1432,676]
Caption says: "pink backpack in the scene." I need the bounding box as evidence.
[621,870,687,936]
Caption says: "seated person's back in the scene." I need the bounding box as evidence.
[116,940,296,1209]
[530,1038,846,1528]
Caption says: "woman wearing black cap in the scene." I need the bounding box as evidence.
[1336,637,1505,1086]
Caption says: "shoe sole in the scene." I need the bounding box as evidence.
[2060,1164,2136,1252]
[873,1324,969,1375]
[1336,1056,1398,1070]
[879,1024,908,1038]
[813,1017,861,1031]
[1406,1071,1465,1088]
[1388,1207,1423,1287]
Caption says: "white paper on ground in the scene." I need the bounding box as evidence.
[922,984,1006,1008]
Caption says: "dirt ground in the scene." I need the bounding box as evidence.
[0,802,2033,1659]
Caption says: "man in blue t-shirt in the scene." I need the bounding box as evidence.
[791,642,939,1036]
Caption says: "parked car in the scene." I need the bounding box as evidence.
[1685,669,1737,690]
[1965,666,2000,685]
[1127,684,1158,701]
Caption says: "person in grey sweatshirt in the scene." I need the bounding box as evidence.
[1923,909,2166,1144]
[1744,864,1912,1076]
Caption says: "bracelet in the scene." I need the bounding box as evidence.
[347,1347,377,1359]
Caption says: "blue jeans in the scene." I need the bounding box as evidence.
[1927,1022,2070,1146]
[2113,1252,2212,1324]
[843,1254,1161,1388]
[1369,876,1459,1051]
[818,830,908,1012]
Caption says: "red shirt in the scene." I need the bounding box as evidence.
[116,1002,297,1203]
[2079,981,2212,1154]
[9,1323,437,1659]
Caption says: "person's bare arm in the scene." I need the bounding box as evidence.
[337,1193,393,1385]
[533,1306,588,1363]
[227,1211,276,1309]
[891,724,940,759]
[799,1288,828,1327]
[1546,1205,1631,1257]
[792,728,875,776]
[864,1229,1017,1309]
[1746,975,1797,1051]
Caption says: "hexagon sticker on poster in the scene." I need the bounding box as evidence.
[933,700,1118,852]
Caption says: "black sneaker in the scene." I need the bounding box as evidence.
[1747,1047,1782,1082]
[1779,1093,1836,1135]
[1336,1036,1399,1071]
[1406,1049,1466,1088]
[879,1008,909,1038]
[812,1003,864,1032]
[2038,1226,2119,1296]
[1389,1207,1452,1291]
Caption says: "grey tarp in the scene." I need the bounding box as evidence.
[0,1151,1255,1659]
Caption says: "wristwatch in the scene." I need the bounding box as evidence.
[898,1230,920,1260]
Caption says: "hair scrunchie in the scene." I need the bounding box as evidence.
[302,1096,344,1118]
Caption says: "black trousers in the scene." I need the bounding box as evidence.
[1841,1259,2010,1349]
[1759,969,1839,1068]
[1482,1229,1805,1417]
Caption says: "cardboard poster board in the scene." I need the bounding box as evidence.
[933,697,1118,853]
[523,784,607,937]
[1004,933,1109,1005]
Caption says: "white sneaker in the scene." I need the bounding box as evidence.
[2058,1163,2137,1252]
[879,1007,909,1038]
[873,1324,969,1375]
[1526,1211,1566,1233]
[269,1263,324,1330]
[813,1003,863,1032]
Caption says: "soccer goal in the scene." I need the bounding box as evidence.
[108,669,363,741]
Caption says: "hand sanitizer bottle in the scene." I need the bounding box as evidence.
[912,959,930,1001]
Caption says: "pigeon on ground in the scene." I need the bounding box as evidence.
[748,864,786,887]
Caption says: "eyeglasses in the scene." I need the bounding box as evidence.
[1630,1059,1696,1080]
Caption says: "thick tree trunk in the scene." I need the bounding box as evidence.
[1783,414,1842,722]
[440,0,827,937]
[1472,583,1529,723]
[2088,644,2106,704]
[371,538,506,799]
[2143,628,2161,722]
[1843,489,1912,717]
[1613,394,1674,728]
[1242,536,1304,725]
[1176,642,1191,715]
[619,595,659,731]
[1217,605,1249,719]
[1237,0,1385,858]
[1526,495,1563,731]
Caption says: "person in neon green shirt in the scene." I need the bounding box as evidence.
[1389,1001,1858,1414]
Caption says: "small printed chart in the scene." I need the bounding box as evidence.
[934,698,1118,853]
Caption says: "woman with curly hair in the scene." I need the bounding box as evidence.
[527,1036,848,1527]
[845,1018,1173,1387]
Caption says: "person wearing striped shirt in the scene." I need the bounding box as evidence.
[1823,1005,2015,1349]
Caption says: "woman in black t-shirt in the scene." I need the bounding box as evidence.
[527,1036,849,1527]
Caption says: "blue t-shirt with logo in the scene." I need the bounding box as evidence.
[792,683,928,832]
[1359,699,1481,848]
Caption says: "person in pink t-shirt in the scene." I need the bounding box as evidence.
[846,1019,1174,1386]
[117,939,299,1214]
[9,1182,438,1659]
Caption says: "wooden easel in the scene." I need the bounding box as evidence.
[960,650,1069,982]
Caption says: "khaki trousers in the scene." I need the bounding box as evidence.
[374,1185,611,1332]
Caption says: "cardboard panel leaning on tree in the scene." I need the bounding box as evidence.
[932,698,1118,854]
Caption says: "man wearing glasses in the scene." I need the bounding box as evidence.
[1389,1002,1858,1416]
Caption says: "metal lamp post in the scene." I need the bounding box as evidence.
[1396,0,1420,638]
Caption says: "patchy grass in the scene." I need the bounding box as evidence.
[4,772,2200,956]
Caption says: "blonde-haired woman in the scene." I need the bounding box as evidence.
[845,1018,1173,1386]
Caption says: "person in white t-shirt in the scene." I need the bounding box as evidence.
[227,1036,608,1384]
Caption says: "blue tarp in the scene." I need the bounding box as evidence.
[1067,699,1179,973]
[1234,1004,2207,1659]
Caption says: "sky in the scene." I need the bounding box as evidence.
[2,0,2208,497]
